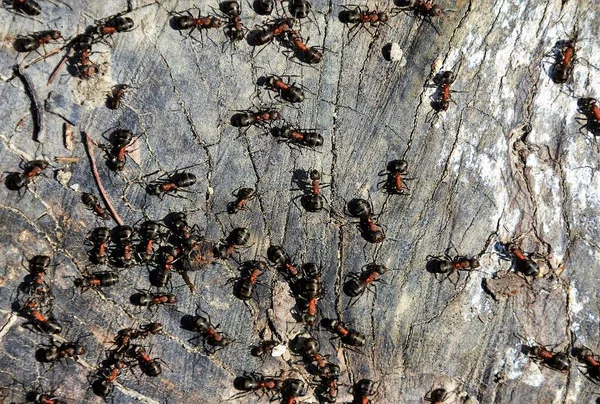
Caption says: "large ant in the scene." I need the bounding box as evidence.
[426,248,481,285]
[73,271,119,292]
[505,243,539,277]
[294,265,323,325]
[574,347,600,382]
[523,341,570,372]
[145,168,198,199]
[315,364,341,403]
[92,358,127,397]
[35,338,86,365]
[227,187,257,213]
[5,160,49,191]
[95,15,135,43]
[250,18,294,46]
[291,169,328,212]
[19,298,62,334]
[295,337,331,377]
[131,290,177,314]
[135,220,163,262]
[346,198,385,243]
[111,225,135,268]
[81,192,109,220]
[285,30,323,64]
[219,1,246,42]
[231,260,267,301]
[339,5,389,40]
[215,227,250,259]
[149,247,177,288]
[343,263,392,307]
[551,33,577,84]
[267,245,301,281]
[87,226,110,265]
[320,318,366,349]
[577,97,600,137]
[430,71,462,112]
[7,0,42,15]
[378,159,410,194]
[15,30,62,55]
[231,372,283,401]
[231,108,281,131]
[99,129,138,171]
[131,346,166,377]
[261,75,306,104]
[272,126,324,149]
[172,7,222,45]
[181,307,233,354]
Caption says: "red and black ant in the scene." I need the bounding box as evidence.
[314,363,341,403]
[551,33,577,84]
[19,297,62,334]
[378,159,411,195]
[215,227,251,259]
[249,17,294,47]
[6,0,42,15]
[231,372,284,401]
[94,14,135,44]
[112,322,163,354]
[504,243,539,277]
[351,378,379,404]
[73,271,119,293]
[343,263,394,308]
[5,160,49,191]
[149,246,178,288]
[86,226,110,265]
[426,247,481,286]
[339,5,389,40]
[522,340,570,372]
[15,30,62,55]
[35,338,86,365]
[291,169,329,212]
[260,75,307,104]
[130,346,166,377]
[219,0,246,42]
[172,7,222,45]
[345,198,385,243]
[111,225,135,268]
[181,307,234,354]
[294,264,323,326]
[394,0,450,34]
[294,336,331,377]
[131,289,177,314]
[272,126,324,149]
[145,166,199,199]
[577,97,600,138]
[21,255,52,296]
[92,358,127,397]
[231,108,281,132]
[428,70,463,113]
[250,339,287,360]
[135,220,163,262]
[107,84,132,110]
[280,378,307,403]
[99,129,139,171]
[81,192,110,220]
[320,318,366,350]
[574,347,600,382]
[23,385,66,404]
[230,260,267,301]
[267,245,301,282]
[227,187,257,213]
[284,29,323,64]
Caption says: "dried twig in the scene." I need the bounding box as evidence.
[54,157,80,164]
[14,64,45,142]
[84,132,124,226]
[48,48,73,86]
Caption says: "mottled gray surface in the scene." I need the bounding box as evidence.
[0,0,599,403]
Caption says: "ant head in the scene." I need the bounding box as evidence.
[347,198,372,218]
[309,169,321,181]
[577,97,596,110]
[220,0,240,17]
[387,159,408,173]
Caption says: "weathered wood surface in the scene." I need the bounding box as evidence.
[0,0,599,402]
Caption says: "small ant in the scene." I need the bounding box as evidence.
[227,187,257,213]
[262,75,306,104]
[111,225,135,268]
[87,226,110,265]
[107,84,131,110]
[16,30,62,55]
[145,168,198,199]
[7,0,42,15]
[340,6,389,40]
[250,17,294,46]
[22,255,51,296]
[395,0,448,34]
[73,271,119,292]
[343,263,392,307]
[81,192,110,220]
[291,169,329,212]
[231,260,267,301]
[73,48,99,79]
[231,108,281,130]
[35,339,86,365]
[136,220,163,262]
[523,341,570,372]
[181,307,233,354]
[505,243,539,276]
[351,378,378,404]
[215,227,250,259]
[5,160,49,191]
[285,30,323,64]
[296,337,331,377]
[267,245,301,281]
[574,347,600,382]
[99,129,137,171]
[577,97,600,137]
[346,198,385,243]
[272,126,324,149]
[219,1,246,42]
[378,159,410,194]
[172,7,222,45]
[426,249,481,285]
[320,318,366,349]
[149,247,177,288]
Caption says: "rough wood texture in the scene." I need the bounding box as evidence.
[0,0,599,403]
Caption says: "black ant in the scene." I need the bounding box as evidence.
[19,297,62,334]
[378,159,410,194]
[111,225,135,268]
[172,7,222,45]
[5,160,49,191]
[426,248,481,286]
[86,226,110,265]
[272,126,324,149]
[522,340,570,372]
[351,378,378,403]
[250,18,294,47]
[320,318,366,349]
[95,14,135,43]
[551,33,577,84]
[231,108,281,131]
[145,167,198,199]
[577,97,600,137]
[227,187,257,213]
[339,5,389,40]
[219,1,246,42]
[295,336,331,377]
[135,220,163,262]
[99,129,138,171]
[6,0,41,15]
[73,271,119,292]
[113,322,163,354]
[343,263,393,307]
[346,198,385,243]
[149,246,177,288]
[231,372,283,401]
[260,75,306,104]
[22,255,52,296]
[181,307,234,354]
[505,243,539,276]
[231,260,267,301]
[92,358,127,397]
[267,245,301,281]
[574,347,600,382]
[429,70,463,113]
[291,169,329,212]
[81,192,110,220]
[215,227,250,259]
[35,338,86,365]
[15,30,62,55]
[130,346,166,377]
[394,0,449,34]
[107,84,132,110]
[131,289,177,313]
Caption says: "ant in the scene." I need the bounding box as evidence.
[429,71,462,113]
[250,339,287,359]
[346,198,385,243]
[131,290,177,313]
[284,30,323,64]
[24,386,65,404]
[351,378,378,404]
[131,346,166,377]
[281,378,307,403]
[95,15,135,43]
[145,168,198,199]
[231,260,267,301]
[287,0,312,19]
[22,255,52,296]
[99,129,138,171]
[231,108,281,131]
[267,245,301,281]
[261,75,306,104]
[111,225,135,268]
[426,248,481,286]
[249,17,294,49]
[135,220,163,262]
[395,0,448,34]
[320,318,366,349]
[16,30,62,55]
[73,47,99,79]
[35,338,86,365]
[7,0,42,15]
[181,307,233,354]
[523,340,570,372]
[113,322,163,354]
[378,159,410,195]
[5,160,49,191]
[339,5,389,40]
[577,97,600,137]
[172,7,222,45]
[73,271,119,292]
[314,363,341,403]
[149,246,177,288]
[294,265,323,326]
[227,187,257,213]
[86,226,110,265]
[343,263,393,307]
[92,358,127,397]
[296,337,331,377]
[252,0,273,15]
[219,1,246,42]
[551,33,577,84]
[19,298,62,334]
[81,192,110,220]
[272,126,324,149]
[291,169,329,213]
[215,227,250,259]
[231,372,283,401]
[574,347,600,382]
[505,243,539,276]
[107,84,132,110]
[425,387,448,403]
